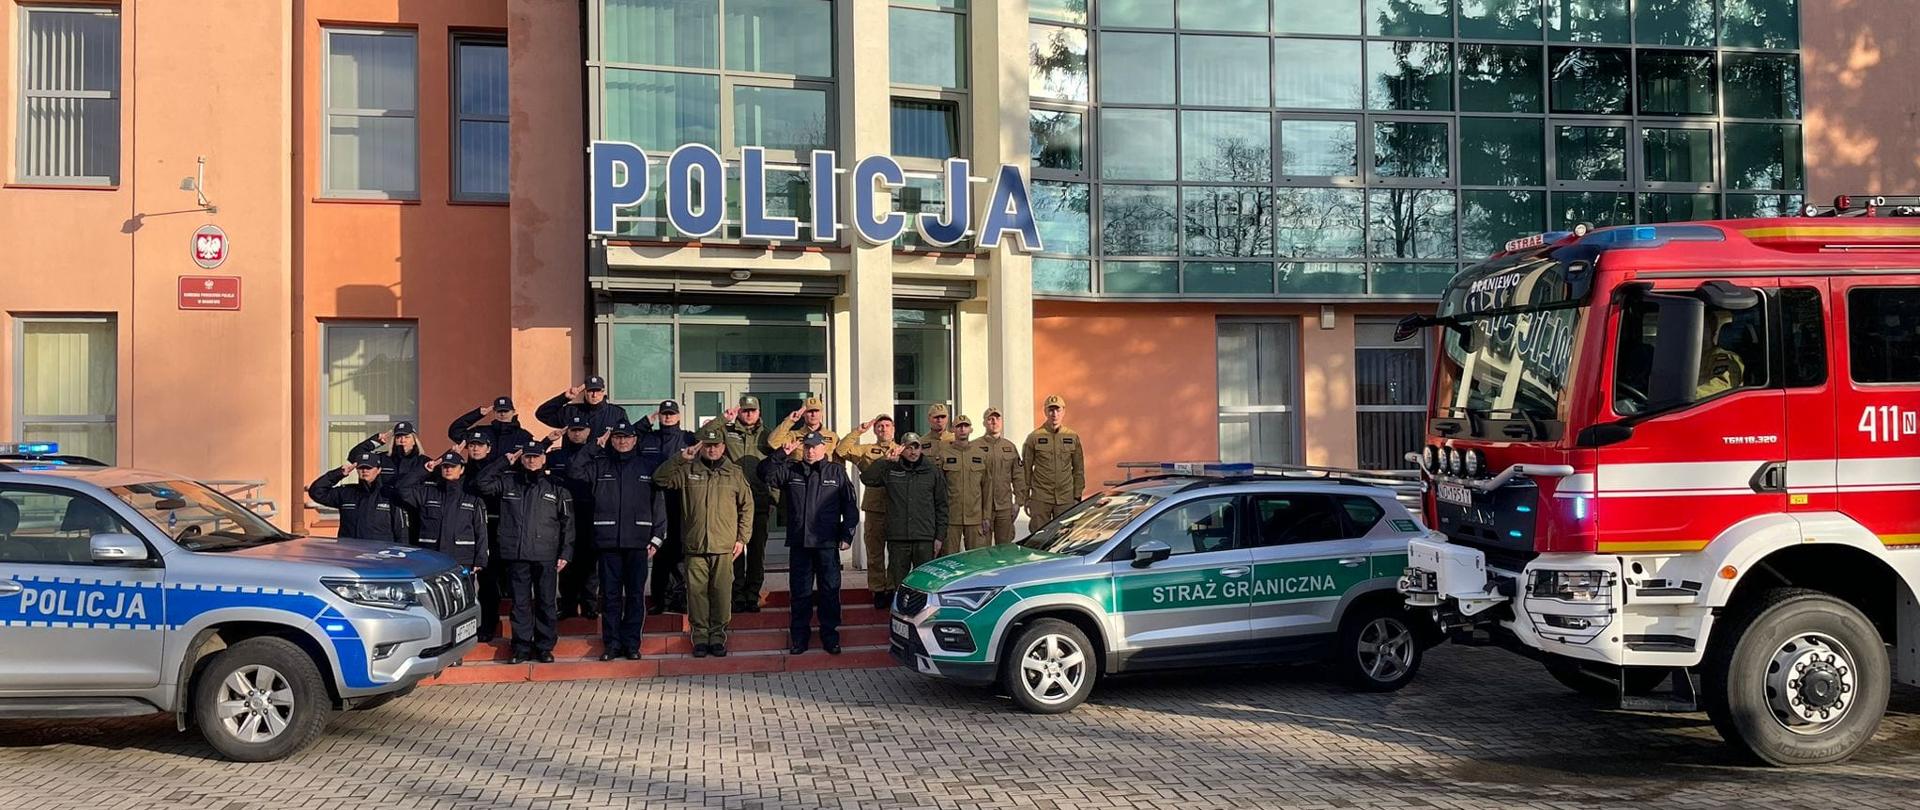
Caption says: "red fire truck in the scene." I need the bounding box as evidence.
[1397,198,1920,766]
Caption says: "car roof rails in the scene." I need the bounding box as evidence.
[1799,195,1920,218]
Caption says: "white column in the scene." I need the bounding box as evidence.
[970,0,1036,437]
[839,1,895,572]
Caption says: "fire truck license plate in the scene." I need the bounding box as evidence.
[1436,482,1474,507]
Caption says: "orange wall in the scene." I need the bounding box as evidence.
[1802,0,1920,200]
[1033,301,1428,492]
[295,1,510,529]
[506,0,586,415]
[0,2,296,516]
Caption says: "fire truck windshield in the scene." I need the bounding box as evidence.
[1432,257,1584,435]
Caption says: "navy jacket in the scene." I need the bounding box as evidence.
[307,469,408,542]
[565,439,670,550]
[534,394,631,439]
[474,468,576,563]
[447,409,534,450]
[391,473,489,568]
[759,456,859,549]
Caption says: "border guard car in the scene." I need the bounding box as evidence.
[0,444,479,761]
[890,463,1439,712]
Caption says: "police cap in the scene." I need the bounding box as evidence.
[464,431,493,445]
[609,420,637,437]
[392,420,416,436]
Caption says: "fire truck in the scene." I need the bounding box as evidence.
[1396,197,1920,766]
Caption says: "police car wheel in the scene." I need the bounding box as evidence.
[1337,606,1422,692]
[1703,588,1890,767]
[192,637,333,762]
[1002,619,1096,714]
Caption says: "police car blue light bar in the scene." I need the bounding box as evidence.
[1159,461,1255,477]
[0,442,59,455]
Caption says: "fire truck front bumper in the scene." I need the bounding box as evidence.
[1401,538,1649,667]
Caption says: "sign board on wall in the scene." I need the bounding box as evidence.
[191,224,230,269]
[178,276,241,311]
[587,142,1044,253]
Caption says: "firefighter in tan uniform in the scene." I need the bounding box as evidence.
[836,413,899,610]
[936,414,994,554]
[979,407,1025,545]
[769,397,839,461]
[1022,395,1085,529]
[924,404,956,444]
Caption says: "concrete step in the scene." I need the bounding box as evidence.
[463,624,893,662]
[426,644,897,686]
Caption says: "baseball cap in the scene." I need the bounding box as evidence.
[493,396,516,412]
[928,404,949,417]
[519,441,547,456]
[659,399,681,414]
[983,407,1002,419]
[350,450,380,468]
[609,420,637,436]
[899,432,924,447]
[801,432,827,448]
[585,375,608,391]
[738,395,761,410]
[465,431,493,445]
[954,414,973,427]
[803,396,825,412]
[1044,395,1066,409]
[698,427,725,445]
[873,412,893,423]
[392,420,416,436]
[437,451,465,466]
[564,415,590,430]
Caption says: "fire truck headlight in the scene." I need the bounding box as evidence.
[1444,447,1461,476]
[1529,570,1612,603]
[1463,450,1482,477]
[1422,445,1439,473]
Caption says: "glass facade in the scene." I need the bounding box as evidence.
[1027,0,1805,298]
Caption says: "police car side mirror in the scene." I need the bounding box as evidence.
[90,533,151,563]
[1131,540,1172,569]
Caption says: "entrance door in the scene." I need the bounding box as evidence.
[681,375,828,573]
[1218,320,1302,464]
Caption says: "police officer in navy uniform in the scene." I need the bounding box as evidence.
[449,396,535,450]
[306,450,408,542]
[535,375,632,440]
[391,451,489,572]
[475,441,575,664]
[545,415,601,619]
[349,420,428,542]
[460,430,510,641]
[647,399,696,615]
[566,419,668,660]
[760,433,859,655]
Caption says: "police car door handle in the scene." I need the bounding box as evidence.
[0,580,19,596]
[1337,557,1367,567]
[1218,567,1249,578]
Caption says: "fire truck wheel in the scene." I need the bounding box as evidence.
[1543,661,1670,699]
[1702,588,1890,767]
[1336,603,1424,692]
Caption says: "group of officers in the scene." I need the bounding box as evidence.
[307,375,1087,664]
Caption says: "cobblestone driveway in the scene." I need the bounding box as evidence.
[3,646,1917,809]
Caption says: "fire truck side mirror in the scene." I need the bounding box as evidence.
[1644,294,1707,410]
[1695,280,1760,310]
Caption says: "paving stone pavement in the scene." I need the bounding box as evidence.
[2,645,1917,810]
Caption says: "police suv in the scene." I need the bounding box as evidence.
[0,444,479,761]
[891,463,1440,712]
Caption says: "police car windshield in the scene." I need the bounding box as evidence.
[108,480,293,551]
[1020,492,1162,555]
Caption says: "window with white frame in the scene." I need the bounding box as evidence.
[324,28,419,198]
[1355,318,1429,469]
[15,317,117,463]
[453,34,509,200]
[17,6,121,185]
[321,323,418,471]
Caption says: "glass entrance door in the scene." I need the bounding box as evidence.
[681,375,828,575]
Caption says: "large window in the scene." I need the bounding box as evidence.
[1356,319,1428,469]
[1847,288,1920,385]
[599,302,830,412]
[15,317,117,464]
[321,323,418,472]
[17,6,120,185]
[324,28,418,198]
[1218,319,1301,465]
[1033,0,1806,299]
[893,307,956,435]
[453,35,508,200]
[597,0,835,239]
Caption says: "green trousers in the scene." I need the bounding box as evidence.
[886,540,935,594]
[685,552,734,646]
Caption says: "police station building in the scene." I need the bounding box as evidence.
[0,1,1883,532]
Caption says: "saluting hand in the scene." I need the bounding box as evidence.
[378,430,394,445]
[780,439,801,455]
[566,383,586,401]
[597,431,611,448]
[680,445,699,460]
[424,458,440,472]
[723,406,740,422]
[786,408,804,423]
[476,403,491,417]
[545,428,563,443]
[857,420,873,432]
[886,444,904,461]
[338,463,354,475]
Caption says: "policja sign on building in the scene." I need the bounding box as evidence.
[588,142,1045,252]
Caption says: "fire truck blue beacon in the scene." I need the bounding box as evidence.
[587,142,1044,252]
